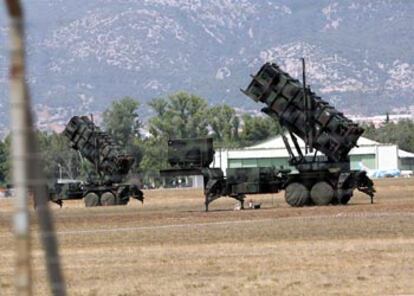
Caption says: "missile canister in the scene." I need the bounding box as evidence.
[243,62,364,162]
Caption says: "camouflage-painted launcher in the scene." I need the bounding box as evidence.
[242,62,375,206]
[64,116,134,181]
[50,116,143,207]
[161,62,374,210]
[242,62,364,162]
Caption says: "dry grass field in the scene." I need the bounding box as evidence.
[1,178,414,295]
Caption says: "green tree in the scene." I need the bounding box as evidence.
[103,97,142,146]
[143,92,209,181]
[102,97,143,171]
[207,104,240,148]
[362,120,414,152]
[361,122,377,140]
[140,137,168,172]
[0,132,82,186]
[35,131,82,184]
[148,92,209,139]
[239,114,281,146]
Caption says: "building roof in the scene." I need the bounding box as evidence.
[248,134,381,150]
[237,134,414,159]
[398,149,414,158]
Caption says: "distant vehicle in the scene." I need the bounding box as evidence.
[358,162,401,178]
[50,116,143,207]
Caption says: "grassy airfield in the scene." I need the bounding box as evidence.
[1,178,414,295]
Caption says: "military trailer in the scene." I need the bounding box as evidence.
[160,138,230,210]
[161,138,289,211]
[50,116,143,207]
[241,61,375,206]
[161,61,374,211]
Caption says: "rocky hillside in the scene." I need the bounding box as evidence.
[0,0,413,132]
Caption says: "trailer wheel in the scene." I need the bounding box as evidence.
[84,192,100,207]
[285,182,309,207]
[310,181,334,205]
[101,192,117,206]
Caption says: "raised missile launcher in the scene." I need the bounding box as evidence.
[242,62,363,163]
[160,61,375,211]
[242,62,375,206]
[50,116,143,207]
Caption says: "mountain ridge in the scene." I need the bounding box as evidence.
[0,0,413,133]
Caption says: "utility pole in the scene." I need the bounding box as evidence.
[5,1,67,295]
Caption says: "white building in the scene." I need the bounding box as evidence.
[212,135,414,175]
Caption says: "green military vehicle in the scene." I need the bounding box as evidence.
[161,61,374,211]
[161,138,289,211]
[242,61,375,207]
[50,116,143,207]
[160,138,231,210]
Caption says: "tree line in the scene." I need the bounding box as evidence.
[0,92,281,185]
[0,91,413,186]
[362,120,414,153]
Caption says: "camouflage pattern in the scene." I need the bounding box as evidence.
[242,62,364,162]
[64,116,134,182]
[50,116,144,207]
[242,62,375,206]
[161,138,228,211]
[201,167,228,211]
[226,167,289,195]
[160,62,375,209]
[161,138,291,211]
[167,138,214,168]
[53,180,83,200]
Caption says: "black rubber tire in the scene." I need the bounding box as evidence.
[310,181,334,206]
[285,182,309,207]
[101,192,117,206]
[84,192,100,207]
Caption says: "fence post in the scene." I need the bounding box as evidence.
[5,0,67,295]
